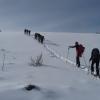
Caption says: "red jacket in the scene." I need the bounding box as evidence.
[70,44,82,57]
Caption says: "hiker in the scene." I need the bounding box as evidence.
[34,33,38,39]
[89,48,100,77]
[69,42,85,67]
[28,30,31,35]
[34,33,45,44]
[40,35,44,44]
[24,29,27,34]
[24,29,31,35]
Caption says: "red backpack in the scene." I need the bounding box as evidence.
[79,44,85,57]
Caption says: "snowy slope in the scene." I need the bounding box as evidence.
[0,31,100,100]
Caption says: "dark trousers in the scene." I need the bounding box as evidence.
[76,56,80,67]
[91,60,99,76]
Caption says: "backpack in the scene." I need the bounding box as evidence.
[79,44,85,57]
[91,48,100,59]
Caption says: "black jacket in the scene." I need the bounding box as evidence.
[89,48,100,62]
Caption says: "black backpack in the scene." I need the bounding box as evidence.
[91,48,100,59]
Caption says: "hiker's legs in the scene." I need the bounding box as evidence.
[96,61,99,76]
[91,61,94,74]
[76,56,80,67]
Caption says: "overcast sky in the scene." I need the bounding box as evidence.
[0,0,100,33]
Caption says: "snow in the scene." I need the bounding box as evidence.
[0,31,100,100]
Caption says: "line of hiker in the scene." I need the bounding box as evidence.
[34,33,45,44]
[24,29,31,36]
[23,31,100,78]
[68,41,100,78]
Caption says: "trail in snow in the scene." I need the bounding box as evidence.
[30,34,86,68]
[44,43,92,72]
[43,43,100,79]
[44,44,87,67]
[29,34,97,78]
[30,34,89,70]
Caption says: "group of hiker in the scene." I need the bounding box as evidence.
[69,41,100,78]
[24,30,45,44]
[24,29,31,36]
[34,33,45,44]
[24,30,100,78]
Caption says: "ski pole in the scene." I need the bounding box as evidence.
[83,54,87,67]
[82,54,90,74]
[66,47,70,59]
[87,61,91,74]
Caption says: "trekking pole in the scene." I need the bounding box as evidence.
[66,47,70,63]
[83,54,87,67]
[83,54,90,74]
[87,61,91,74]
[66,47,70,59]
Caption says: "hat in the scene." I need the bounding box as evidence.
[75,41,78,45]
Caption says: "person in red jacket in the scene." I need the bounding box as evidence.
[69,42,85,67]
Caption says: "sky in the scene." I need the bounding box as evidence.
[0,0,100,33]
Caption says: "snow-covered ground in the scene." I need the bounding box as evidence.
[0,31,100,100]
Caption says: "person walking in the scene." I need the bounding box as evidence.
[69,41,85,67]
[89,48,100,77]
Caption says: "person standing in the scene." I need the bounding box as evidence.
[69,42,85,67]
[89,48,100,77]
